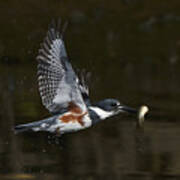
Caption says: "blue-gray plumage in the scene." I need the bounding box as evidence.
[14,19,137,135]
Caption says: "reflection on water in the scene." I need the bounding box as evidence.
[1,0,180,179]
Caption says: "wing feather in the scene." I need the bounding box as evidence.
[36,19,87,114]
[78,70,91,106]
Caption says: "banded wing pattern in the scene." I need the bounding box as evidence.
[36,20,87,114]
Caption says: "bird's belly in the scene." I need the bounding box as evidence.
[56,113,92,134]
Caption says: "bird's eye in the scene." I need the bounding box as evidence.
[111,102,117,107]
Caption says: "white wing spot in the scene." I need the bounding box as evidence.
[32,127,40,132]
[41,123,47,128]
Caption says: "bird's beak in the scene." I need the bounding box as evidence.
[117,104,138,114]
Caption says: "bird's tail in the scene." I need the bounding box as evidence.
[14,117,56,134]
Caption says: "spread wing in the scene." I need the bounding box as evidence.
[36,19,87,114]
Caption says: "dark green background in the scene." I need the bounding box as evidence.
[0,0,180,179]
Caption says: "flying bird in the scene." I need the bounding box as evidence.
[14,19,137,135]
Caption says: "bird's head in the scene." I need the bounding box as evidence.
[93,99,137,120]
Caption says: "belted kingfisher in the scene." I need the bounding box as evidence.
[14,19,137,135]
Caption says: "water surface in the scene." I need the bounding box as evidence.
[0,0,180,179]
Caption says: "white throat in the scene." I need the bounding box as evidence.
[89,106,114,120]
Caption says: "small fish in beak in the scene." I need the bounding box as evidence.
[118,104,149,127]
[137,105,149,127]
